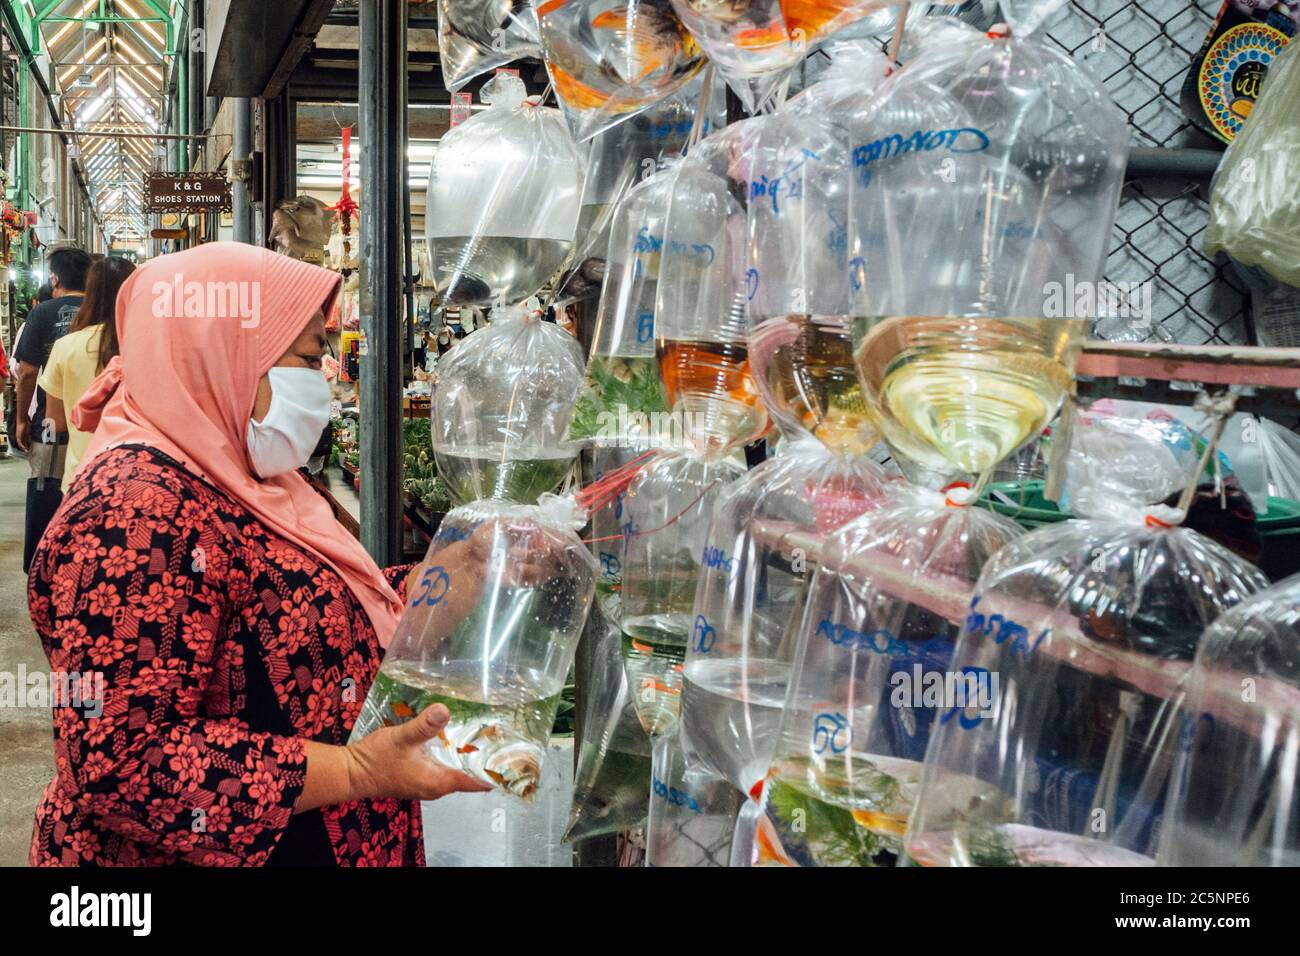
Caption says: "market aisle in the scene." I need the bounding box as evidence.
[0,455,51,867]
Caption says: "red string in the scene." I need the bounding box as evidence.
[573,448,658,517]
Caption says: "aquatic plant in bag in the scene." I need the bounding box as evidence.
[565,164,682,445]
[904,464,1270,865]
[1159,572,1300,865]
[432,306,585,505]
[756,483,1023,865]
[425,73,584,307]
[351,497,598,800]
[439,0,542,92]
[845,23,1128,484]
[746,42,890,456]
[680,437,893,799]
[536,0,707,143]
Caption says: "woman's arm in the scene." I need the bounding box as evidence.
[43,393,67,433]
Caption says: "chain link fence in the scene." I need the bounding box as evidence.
[1047,0,1251,346]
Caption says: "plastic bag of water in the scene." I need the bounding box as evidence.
[350,496,597,801]
[681,437,893,804]
[1159,571,1300,865]
[432,304,585,506]
[425,72,584,307]
[905,497,1268,865]
[756,483,1022,865]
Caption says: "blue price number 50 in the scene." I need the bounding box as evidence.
[411,566,450,607]
[812,712,850,755]
[692,614,716,654]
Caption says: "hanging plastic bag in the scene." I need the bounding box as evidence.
[425,73,585,307]
[846,25,1129,485]
[746,43,890,455]
[904,497,1270,865]
[1204,39,1300,289]
[350,496,598,800]
[565,164,681,446]
[1055,402,1194,519]
[646,728,744,865]
[681,438,893,801]
[439,0,542,92]
[656,118,773,455]
[565,593,654,840]
[1259,417,1300,501]
[621,449,746,736]
[1159,572,1300,865]
[668,0,900,112]
[432,305,585,506]
[756,484,1023,865]
[556,80,716,304]
[536,0,707,143]
[565,445,655,840]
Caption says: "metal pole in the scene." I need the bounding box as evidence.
[0,124,218,141]
[231,98,253,244]
[358,0,407,566]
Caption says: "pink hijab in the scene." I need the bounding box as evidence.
[73,242,404,644]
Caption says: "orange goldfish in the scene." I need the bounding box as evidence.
[850,809,908,837]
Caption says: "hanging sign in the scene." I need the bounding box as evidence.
[144,172,232,213]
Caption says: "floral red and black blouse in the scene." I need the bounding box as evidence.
[27,444,421,866]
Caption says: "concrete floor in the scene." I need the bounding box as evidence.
[0,454,53,867]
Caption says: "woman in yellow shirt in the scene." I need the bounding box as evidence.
[38,257,135,492]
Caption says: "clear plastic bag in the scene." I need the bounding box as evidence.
[845,27,1129,483]
[680,439,893,798]
[438,0,542,92]
[557,81,717,305]
[565,164,682,446]
[758,486,1023,865]
[905,513,1269,866]
[432,308,585,506]
[1159,572,1300,865]
[746,44,890,455]
[621,449,746,735]
[351,497,598,800]
[667,0,899,112]
[1204,39,1300,289]
[565,444,655,840]
[656,118,772,454]
[425,74,585,307]
[565,594,654,840]
[646,728,743,865]
[536,0,707,143]
[1260,417,1300,501]
[1056,402,1194,521]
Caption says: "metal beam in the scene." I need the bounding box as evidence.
[358,0,407,566]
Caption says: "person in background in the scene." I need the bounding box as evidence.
[11,247,91,570]
[38,257,136,492]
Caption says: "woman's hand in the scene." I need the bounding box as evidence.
[402,519,568,639]
[346,703,492,802]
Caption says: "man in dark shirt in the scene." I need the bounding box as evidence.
[12,246,90,570]
[13,247,90,453]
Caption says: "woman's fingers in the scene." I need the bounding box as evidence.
[424,766,494,799]
[392,702,450,747]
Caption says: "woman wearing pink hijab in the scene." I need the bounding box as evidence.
[27,242,489,867]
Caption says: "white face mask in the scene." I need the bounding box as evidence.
[246,366,332,479]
